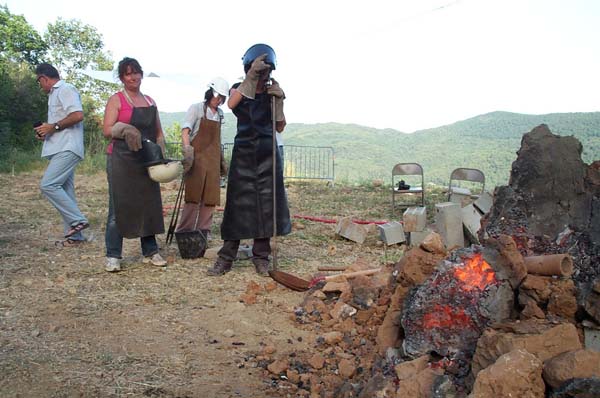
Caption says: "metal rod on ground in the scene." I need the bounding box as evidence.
[271,93,278,270]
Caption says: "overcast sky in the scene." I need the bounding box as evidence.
[5,0,600,132]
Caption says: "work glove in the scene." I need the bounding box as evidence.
[182,144,194,173]
[237,54,271,99]
[267,79,286,122]
[111,122,142,152]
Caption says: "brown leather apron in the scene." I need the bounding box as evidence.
[111,105,165,238]
[184,106,221,205]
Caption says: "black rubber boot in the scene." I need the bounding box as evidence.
[252,258,270,276]
[207,260,232,276]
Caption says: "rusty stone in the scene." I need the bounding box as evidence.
[245,280,262,295]
[519,274,552,303]
[322,281,351,294]
[263,280,278,292]
[394,355,429,381]
[286,369,301,384]
[350,275,379,309]
[375,284,410,355]
[396,367,444,398]
[356,374,396,398]
[420,232,446,255]
[267,359,289,375]
[520,301,546,320]
[547,280,578,320]
[308,353,325,370]
[355,308,376,325]
[239,293,257,305]
[395,246,445,287]
[471,322,582,376]
[471,349,544,398]
[261,344,277,355]
[330,301,357,321]
[321,331,343,345]
[543,349,600,389]
[484,234,527,288]
[338,358,356,378]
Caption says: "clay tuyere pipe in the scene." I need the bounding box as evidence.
[523,254,574,277]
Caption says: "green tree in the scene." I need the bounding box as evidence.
[0,5,47,65]
[43,18,117,105]
[0,5,47,164]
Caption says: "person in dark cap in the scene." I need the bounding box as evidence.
[207,44,291,276]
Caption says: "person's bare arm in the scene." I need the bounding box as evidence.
[227,88,243,110]
[181,127,191,147]
[103,95,120,139]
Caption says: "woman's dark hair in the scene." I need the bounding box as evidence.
[117,57,143,79]
[204,88,213,102]
[35,63,60,79]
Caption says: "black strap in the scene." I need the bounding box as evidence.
[166,178,185,245]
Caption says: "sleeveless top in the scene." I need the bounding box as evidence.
[106,92,155,154]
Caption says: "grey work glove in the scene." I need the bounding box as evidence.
[237,54,271,99]
[182,144,194,173]
[267,79,286,122]
[111,122,142,152]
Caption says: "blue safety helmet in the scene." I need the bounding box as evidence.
[242,43,276,71]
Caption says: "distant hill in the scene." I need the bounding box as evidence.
[159,110,600,189]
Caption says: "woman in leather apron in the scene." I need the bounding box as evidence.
[176,77,229,240]
[101,57,167,272]
[207,44,291,277]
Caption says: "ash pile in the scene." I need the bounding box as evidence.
[260,125,600,398]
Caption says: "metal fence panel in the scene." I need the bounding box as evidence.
[222,143,334,184]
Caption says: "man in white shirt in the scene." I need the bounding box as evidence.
[34,63,89,246]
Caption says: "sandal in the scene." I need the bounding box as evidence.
[55,238,85,247]
[65,222,89,238]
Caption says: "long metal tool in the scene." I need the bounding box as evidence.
[166,177,185,245]
[271,92,278,270]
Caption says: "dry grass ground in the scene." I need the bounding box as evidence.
[0,172,443,397]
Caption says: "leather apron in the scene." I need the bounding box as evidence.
[111,105,165,238]
[184,106,221,205]
[220,90,291,241]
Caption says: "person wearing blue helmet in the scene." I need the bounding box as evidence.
[207,44,291,276]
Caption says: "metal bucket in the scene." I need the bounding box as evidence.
[175,230,207,259]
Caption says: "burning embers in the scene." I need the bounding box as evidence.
[402,249,513,359]
[454,253,496,291]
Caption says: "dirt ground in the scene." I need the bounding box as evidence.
[0,172,407,397]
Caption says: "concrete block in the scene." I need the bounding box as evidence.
[461,203,482,244]
[377,221,406,245]
[435,202,464,249]
[473,191,494,214]
[409,228,433,248]
[449,187,472,207]
[335,217,368,244]
[403,206,427,232]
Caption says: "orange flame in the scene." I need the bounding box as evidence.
[454,253,496,291]
[422,304,474,329]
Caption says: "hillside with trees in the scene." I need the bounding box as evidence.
[160,110,600,189]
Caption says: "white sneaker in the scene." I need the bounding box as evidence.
[143,253,167,266]
[105,257,121,272]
